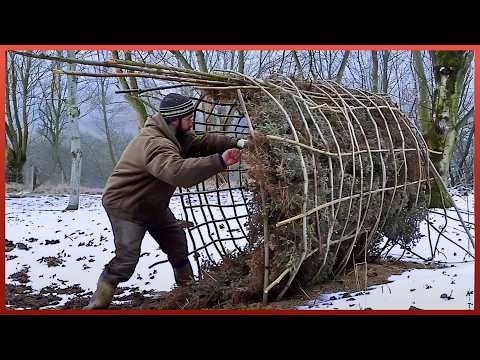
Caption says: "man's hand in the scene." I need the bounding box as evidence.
[222,148,241,166]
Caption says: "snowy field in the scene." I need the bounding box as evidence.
[297,190,475,310]
[5,189,475,310]
[5,190,250,309]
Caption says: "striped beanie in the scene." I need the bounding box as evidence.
[159,93,195,123]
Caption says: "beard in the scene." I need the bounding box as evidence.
[175,113,194,137]
[176,119,188,137]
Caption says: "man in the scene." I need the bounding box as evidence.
[85,93,246,309]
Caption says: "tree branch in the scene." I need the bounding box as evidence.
[13,50,232,82]
[455,107,474,131]
[170,50,194,70]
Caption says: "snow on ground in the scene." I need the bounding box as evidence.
[297,190,475,310]
[5,188,475,310]
[5,190,250,309]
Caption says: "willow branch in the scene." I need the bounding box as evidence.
[13,50,237,83]
[53,69,234,86]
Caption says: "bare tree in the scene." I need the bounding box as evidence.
[412,50,473,207]
[291,50,304,79]
[94,76,118,166]
[238,50,245,74]
[170,50,221,131]
[170,50,194,70]
[452,107,474,184]
[277,50,351,83]
[37,50,69,183]
[195,51,208,72]
[65,50,82,210]
[346,51,370,89]
[335,50,350,84]
[412,51,431,127]
[5,51,46,183]
[111,50,148,129]
[371,50,379,92]
[381,50,390,93]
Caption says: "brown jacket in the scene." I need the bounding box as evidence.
[102,113,237,223]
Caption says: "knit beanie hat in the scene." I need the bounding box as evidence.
[159,93,195,123]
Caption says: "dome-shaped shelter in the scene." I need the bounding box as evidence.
[151,73,435,304]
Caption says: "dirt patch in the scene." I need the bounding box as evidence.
[6,284,62,309]
[61,296,91,309]
[16,242,31,251]
[9,267,30,284]
[38,256,64,267]
[6,283,89,310]
[60,288,160,309]
[40,284,86,295]
[5,239,15,252]
[45,239,60,245]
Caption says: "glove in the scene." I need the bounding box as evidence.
[236,139,248,149]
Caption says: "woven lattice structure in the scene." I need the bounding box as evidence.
[148,74,437,302]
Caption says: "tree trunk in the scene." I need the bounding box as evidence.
[52,140,67,184]
[381,50,390,93]
[170,50,194,70]
[422,51,470,208]
[455,120,474,183]
[195,51,208,72]
[111,51,148,129]
[412,51,431,129]
[100,80,117,166]
[256,50,263,77]
[65,50,82,210]
[6,52,31,184]
[371,50,379,92]
[292,51,304,79]
[6,148,26,183]
[335,50,350,84]
[238,50,245,74]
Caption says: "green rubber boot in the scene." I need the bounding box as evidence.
[83,279,116,310]
[173,262,194,287]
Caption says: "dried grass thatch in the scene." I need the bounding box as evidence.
[158,75,433,308]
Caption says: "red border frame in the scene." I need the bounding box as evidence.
[1,46,5,314]
[1,45,478,316]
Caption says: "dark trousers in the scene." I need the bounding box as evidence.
[100,208,189,286]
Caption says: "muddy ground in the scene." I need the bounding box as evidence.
[5,260,441,310]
